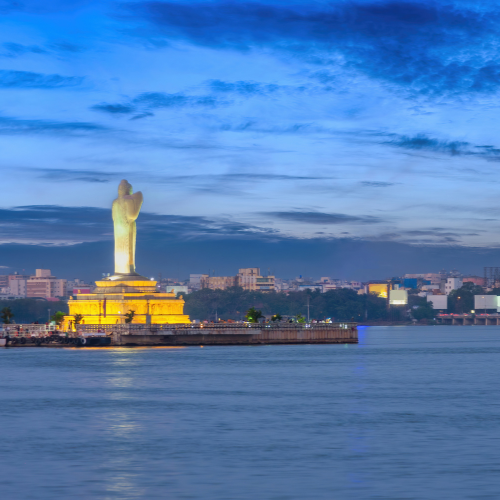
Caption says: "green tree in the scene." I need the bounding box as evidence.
[73,313,83,325]
[413,303,435,321]
[1,306,13,324]
[51,311,65,326]
[245,307,263,323]
[295,313,306,323]
[124,310,135,324]
[0,299,67,324]
[449,282,484,314]
[271,313,282,322]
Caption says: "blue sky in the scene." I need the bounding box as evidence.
[1,0,500,279]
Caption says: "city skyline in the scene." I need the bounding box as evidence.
[1,1,500,277]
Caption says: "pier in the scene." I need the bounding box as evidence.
[0,323,358,347]
[437,314,500,325]
[80,322,358,346]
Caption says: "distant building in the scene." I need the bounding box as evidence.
[0,275,9,289]
[8,274,30,297]
[403,278,418,289]
[190,274,208,291]
[199,267,275,291]
[389,289,408,305]
[201,275,237,290]
[237,268,275,291]
[444,277,463,295]
[166,285,189,295]
[427,295,448,310]
[368,282,391,298]
[27,269,67,299]
[463,276,486,287]
[67,279,94,296]
[298,285,322,292]
[474,295,498,311]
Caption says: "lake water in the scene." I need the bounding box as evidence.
[1,326,500,499]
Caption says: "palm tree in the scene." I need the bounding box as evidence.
[51,311,65,326]
[245,307,263,323]
[124,310,135,324]
[1,307,13,324]
[295,314,306,324]
[73,313,83,325]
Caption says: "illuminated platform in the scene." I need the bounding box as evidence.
[64,274,189,328]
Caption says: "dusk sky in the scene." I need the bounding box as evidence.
[2,0,500,280]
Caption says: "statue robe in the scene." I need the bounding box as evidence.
[112,192,143,274]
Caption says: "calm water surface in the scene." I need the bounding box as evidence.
[1,326,500,500]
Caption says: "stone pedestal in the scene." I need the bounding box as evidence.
[64,275,190,329]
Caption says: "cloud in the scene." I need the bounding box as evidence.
[207,79,283,95]
[264,211,382,224]
[121,1,500,96]
[0,116,108,136]
[34,168,117,183]
[91,103,136,114]
[0,69,83,89]
[91,91,226,117]
[0,205,276,245]
[49,41,85,53]
[0,41,85,58]
[386,134,469,155]
[168,173,329,182]
[360,181,395,187]
[3,231,500,282]
[1,43,47,58]
[384,133,500,160]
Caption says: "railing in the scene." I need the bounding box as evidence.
[77,322,357,335]
[0,324,59,338]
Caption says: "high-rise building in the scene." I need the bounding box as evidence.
[237,268,275,291]
[8,274,30,297]
[198,268,276,291]
[190,274,208,291]
[27,269,67,299]
[201,275,237,290]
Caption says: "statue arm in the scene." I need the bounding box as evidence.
[126,191,143,220]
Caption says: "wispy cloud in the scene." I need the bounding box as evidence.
[122,1,500,96]
[360,181,395,188]
[91,91,226,118]
[0,69,83,88]
[264,211,382,225]
[0,116,108,136]
[34,168,117,183]
[1,42,47,58]
[207,79,285,96]
[384,133,500,160]
[0,205,276,245]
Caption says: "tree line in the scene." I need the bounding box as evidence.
[183,287,391,322]
[0,299,68,324]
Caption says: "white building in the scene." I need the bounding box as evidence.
[474,295,498,311]
[390,289,408,305]
[427,295,447,310]
[444,277,462,295]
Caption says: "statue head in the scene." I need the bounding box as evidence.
[118,179,133,197]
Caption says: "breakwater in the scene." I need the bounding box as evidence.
[82,323,358,346]
[0,323,358,347]
[437,314,500,325]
